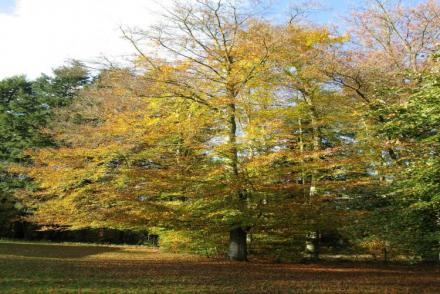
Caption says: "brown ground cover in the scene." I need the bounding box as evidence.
[0,241,438,293]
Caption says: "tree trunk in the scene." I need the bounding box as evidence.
[421,250,439,263]
[226,89,249,261]
[305,231,320,261]
[228,227,248,261]
[303,97,321,261]
[383,241,389,264]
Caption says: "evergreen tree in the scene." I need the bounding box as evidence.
[0,62,90,235]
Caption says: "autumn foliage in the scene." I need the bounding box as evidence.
[6,0,440,262]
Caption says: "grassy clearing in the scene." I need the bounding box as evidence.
[0,241,439,293]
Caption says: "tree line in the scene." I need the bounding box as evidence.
[2,0,440,262]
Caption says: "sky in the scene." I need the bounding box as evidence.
[0,0,14,12]
[0,0,172,79]
[274,0,350,24]
[0,0,422,79]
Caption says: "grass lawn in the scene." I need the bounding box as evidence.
[0,241,439,293]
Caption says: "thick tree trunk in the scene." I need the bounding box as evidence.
[303,97,321,261]
[228,227,248,261]
[226,90,249,261]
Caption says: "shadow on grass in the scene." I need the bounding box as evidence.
[1,260,440,294]
[1,242,440,293]
[0,242,121,259]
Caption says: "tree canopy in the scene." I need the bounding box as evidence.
[5,0,440,263]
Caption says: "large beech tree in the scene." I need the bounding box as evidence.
[14,1,355,261]
[122,0,278,261]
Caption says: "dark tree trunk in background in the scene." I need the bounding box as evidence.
[421,251,440,264]
[228,227,248,261]
[305,231,320,262]
[13,221,25,239]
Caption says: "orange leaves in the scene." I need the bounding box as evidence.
[14,2,363,246]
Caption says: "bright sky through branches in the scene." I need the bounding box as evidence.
[0,0,425,79]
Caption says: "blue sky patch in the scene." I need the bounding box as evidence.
[0,0,15,13]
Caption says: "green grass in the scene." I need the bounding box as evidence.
[0,240,439,293]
